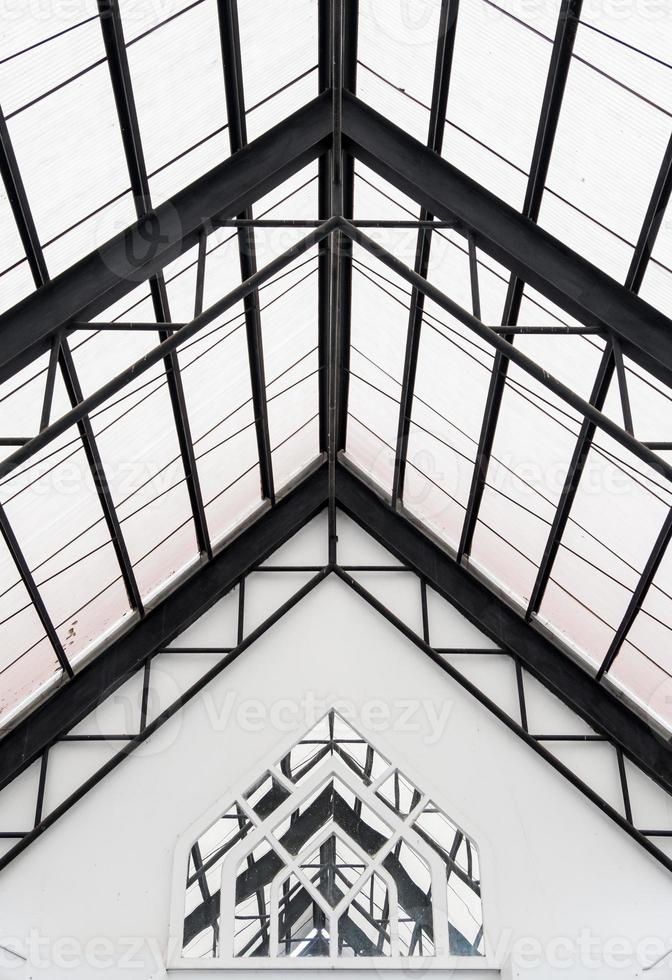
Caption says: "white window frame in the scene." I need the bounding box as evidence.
[168,714,496,971]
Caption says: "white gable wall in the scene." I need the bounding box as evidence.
[0,513,670,979]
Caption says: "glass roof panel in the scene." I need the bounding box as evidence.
[537,432,672,670]
[238,0,319,142]
[442,0,560,210]
[540,28,670,278]
[122,0,228,205]
[357,0,442,144]
[0,0,671,741]
[612,540,672,728]
[0,423,133,667]
[0,13,104,118]
[6,61,130,260]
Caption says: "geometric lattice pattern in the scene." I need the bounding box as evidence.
[180,709,484,964]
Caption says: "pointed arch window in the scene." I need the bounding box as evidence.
[172,711,486,966]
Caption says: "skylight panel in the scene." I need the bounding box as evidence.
[443,0,558,211]
[404,309,492,552]
[0,14,104,117]
[469,369,582,608]
[0,260,33,319]
[346,242,410,496]
[0,183,32,312]
[123,0,228,206]
[357,0,442,144]
[537,432,672,670]
[0,0,98,60]
[90,381,200,602]
[0,536,60,725]
[540,27,670,279]
[0,425,133,669]
[238,0,319,142]
[5,61,131,269]
[611,542,672,728]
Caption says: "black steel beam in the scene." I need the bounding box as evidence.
[335,463,672,795]
[340,93,672,389]
[392,0,460,509]
[0,464,328,790]
[98,0,212,558]
[0,93,333,384]
[335,562,672,875]
[219,0,275,504]
[458,0,582,558]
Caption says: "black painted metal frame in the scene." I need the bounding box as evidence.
[0,0,671,878]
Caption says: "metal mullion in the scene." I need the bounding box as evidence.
[194,230,207,318]
[525,344,614,619]
[98,0,212,559]
[626,134,672,295]
[318,0,332,453]
[58,341,144,616]
[613,339,634,436]
[616,747,633,824]
[467,233,481,320]
[218,0,275,506]
[457,0,582,561]
[40,333,61,432]
[334,0,358,454]
[596,506,672,681]
[0,107,49,286]
[0,110,76,678]
[0,503,73,678]
[525,116,672,621]
[327,0,345,563]
[391,0,460,509]
[34,750,49,826]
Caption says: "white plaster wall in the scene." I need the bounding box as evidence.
[0,514,671,979]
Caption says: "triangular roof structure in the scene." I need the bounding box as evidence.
[0,0,671,886]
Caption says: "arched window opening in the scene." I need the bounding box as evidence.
[178,711,485,965]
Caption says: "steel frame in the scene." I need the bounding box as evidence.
[0,0,671,880]
[1,487,671,883]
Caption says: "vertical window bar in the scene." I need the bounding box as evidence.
[34,750,49,826]
[218,0,275,506]
[527,132,672,622]
[596,507,672,681]
[194,229,208,319]
[335,0,358,455]
[613,339,634,436]
[0,108,49,286]
[328,0,344,564]
[39,333,61,432]
[58,340,145,616]
[616,747,633,825]
[97,0,213,560]
[391,0,461,510]
[525,343,614,620]
[0,503,73,678]
[467,233,481,320]
[457,0,583,561]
